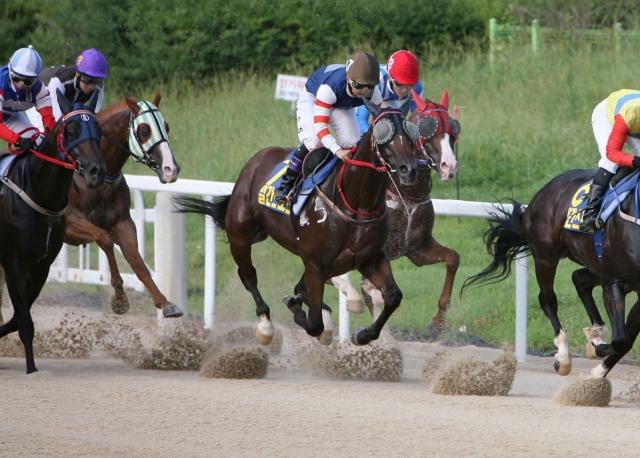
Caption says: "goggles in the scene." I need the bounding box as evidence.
[390,78,413,89]
[349,80,375,91]
[10,71,37,87]
[78,73,104,86]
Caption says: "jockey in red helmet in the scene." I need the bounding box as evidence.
[356,50,423,135]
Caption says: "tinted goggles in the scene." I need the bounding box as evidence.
[10,72,37,87]
[79,73,104,86]
[390,78,413,89]
[349,80,375,91]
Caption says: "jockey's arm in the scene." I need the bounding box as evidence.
[47,77,65,121]
[34,84,55,133]
[313,85,340,154]
[0,98,21,144]
[356,105,370,135]
[606,114,633,168]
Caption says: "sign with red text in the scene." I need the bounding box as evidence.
[275,74,307,102]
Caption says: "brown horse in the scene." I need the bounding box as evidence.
[176,100,418,345]
[463,168,640,378]
[332,90,460,343]
[0,91,182,325]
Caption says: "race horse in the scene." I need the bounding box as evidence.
[0,90,105,373]
[463,168,640,378]
[0,90,182,324]
[176,99,419,345]
[332,90,460,344]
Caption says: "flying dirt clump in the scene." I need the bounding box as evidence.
[218,325,283,356]
[298,341,403,381]
[432,345,517,396]
[554,378,612,407]
[421,349,450,384]
[137,320,208,371]
[615,380,640,404]
[199,347,269,379]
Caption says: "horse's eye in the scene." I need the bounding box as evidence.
[65,122,81,140]
[137,123,152,143]
[164,121,170,134]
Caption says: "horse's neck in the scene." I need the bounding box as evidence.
[102,110,132,175]
[28,138,73,209]
[337,140,387,212]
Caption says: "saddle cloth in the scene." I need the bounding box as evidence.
[564,170,640,234]
[258,148,338,216]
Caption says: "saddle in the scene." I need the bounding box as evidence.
[258,147,338,216]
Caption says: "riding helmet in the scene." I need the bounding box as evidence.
[387,50,420,86]
[346,52,380,86]
[75,48,109,78]
[9,45,42,77]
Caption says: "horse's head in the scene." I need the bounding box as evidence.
[55,89,106,188]
[409,89,459,182]
[124,90,180,183]
[363,98,419,185]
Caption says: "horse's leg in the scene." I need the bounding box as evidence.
[112,218,182,318]
[360,279,396,346]
[571,267,608,359]
[287,275,333,344]
[406,238,460,334]
[329,275,363,313]
[229,241,274,345]
[65,215,130,315]
[532,251,572,375]
[590,295,640,378]
[351,254,402,346]
[0,265,5,325]
[592,281,630,360]
[3,264,37,373]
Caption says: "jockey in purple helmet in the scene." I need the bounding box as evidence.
[30,48,108,123]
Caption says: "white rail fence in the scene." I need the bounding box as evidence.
[46,175,529,362]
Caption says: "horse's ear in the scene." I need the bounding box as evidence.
[123,93,140,114]
[153,89,161,107]
[400,98,412,116]
[57,88,72,115]
[86,89,100,113]
[411,89,427,114]
[363,97,381,117]
[440,89,449,110]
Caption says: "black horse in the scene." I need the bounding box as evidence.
[0,90,105,374]
[463,168,640,378]
[176,100,418,346]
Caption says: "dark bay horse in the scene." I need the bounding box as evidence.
[0,91,105,373]
[463,168,640,378]
[176,100,418,346]
[0,91,182,323]
[333,90,461,344]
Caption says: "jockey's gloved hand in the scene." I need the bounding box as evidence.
[16,137,36,152]
[633,156,640,169]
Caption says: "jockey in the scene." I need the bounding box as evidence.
[275,51,383,204]
[0,45,55,153]
[580,89,640,231]
[27,48,108,127]
[355,50,424,135]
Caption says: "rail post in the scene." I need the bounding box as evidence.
[489,18,497,70]
[614,22,623,58]
[515,253,528,362]
[531,19,540,53]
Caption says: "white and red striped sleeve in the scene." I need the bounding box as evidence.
[314,84,340,154]
[34,83,55,131]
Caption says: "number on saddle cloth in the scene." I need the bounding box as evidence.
[257,147,339,216]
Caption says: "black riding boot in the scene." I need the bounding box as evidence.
[579,167,613,231]
[274,144,308,204]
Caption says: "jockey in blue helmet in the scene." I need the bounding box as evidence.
[0,45,55,152]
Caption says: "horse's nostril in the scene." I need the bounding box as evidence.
[399,165,409,174]
[89,167,99,177]
[448,173,454,179]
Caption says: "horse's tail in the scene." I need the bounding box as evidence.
[173,195,231,231]
[461,199,530,295]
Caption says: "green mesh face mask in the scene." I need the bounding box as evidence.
[128,101,170,165]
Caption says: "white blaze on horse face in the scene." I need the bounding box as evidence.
[159,142,179,183]
[437,133,458,182]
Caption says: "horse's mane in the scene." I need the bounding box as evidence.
[96,100,133,122]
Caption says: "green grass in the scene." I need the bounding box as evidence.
[110,43,640,358]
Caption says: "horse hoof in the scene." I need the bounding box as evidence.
[427,322,445,339]
[346,299,364,314]
[255,327,273,346]
[318,329,333,345]
[111,299,130,315]
[162,304,184,318]
[585,341,599,360]
[553,359,571,376]
[351,327,370,346]
[26,367,39,375]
